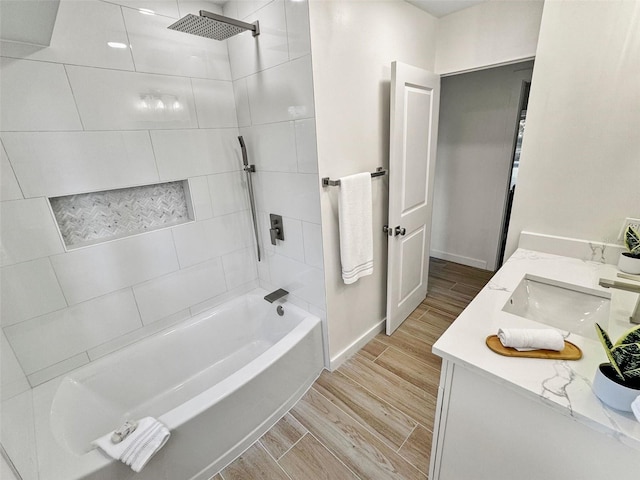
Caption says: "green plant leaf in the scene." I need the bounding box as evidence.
[624,225,640,256]
[595,323,625,380]
[613,323,640,347]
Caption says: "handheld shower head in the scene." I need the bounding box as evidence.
[238,136,249,167]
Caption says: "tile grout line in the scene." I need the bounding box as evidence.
[395,423,417,453]
[270,430,306,462]
[258,439,294,480]
[339,356,431,425]
[312,377,418,455]
[306,430,364,480]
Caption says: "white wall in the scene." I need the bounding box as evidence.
[0,0,255,390]
[505,0,640,257]
[435,0,543,75]
[309,0,438,364]
[432,61,533,271]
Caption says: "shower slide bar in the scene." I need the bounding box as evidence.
[322,167,387,187]
[238,136,261,262]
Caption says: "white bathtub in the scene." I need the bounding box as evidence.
[38,290,323,480]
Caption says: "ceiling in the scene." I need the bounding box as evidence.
[406,0,489,18]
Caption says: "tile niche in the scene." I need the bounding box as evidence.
[49,180,194,249]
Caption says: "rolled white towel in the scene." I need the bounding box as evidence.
[92,417,170,472]
[497,328,565,352]
[632,395,640,423]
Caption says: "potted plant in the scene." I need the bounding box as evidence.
[618,225,640,274]
[593,323,640,411]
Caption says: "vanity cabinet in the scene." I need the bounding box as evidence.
[429,361,640,480]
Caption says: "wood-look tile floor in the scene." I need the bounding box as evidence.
[212,259,493,480]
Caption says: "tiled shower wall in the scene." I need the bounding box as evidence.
[0,0,322,398]
[223,1,326,328]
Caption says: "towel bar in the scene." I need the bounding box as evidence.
[322,167,386,187]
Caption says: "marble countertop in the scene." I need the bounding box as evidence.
[432,248,640,451]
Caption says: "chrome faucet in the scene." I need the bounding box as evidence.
[599,277,640,324]
[264,288,288,303]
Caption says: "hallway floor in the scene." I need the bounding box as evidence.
[211,259,494,479]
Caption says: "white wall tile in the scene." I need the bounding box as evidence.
[133,257,227,323]
[0,58,82,132]
[27,353,90,387]
[233,78,252,127]
[189,278,258,315]
[104,0,180,18]
[227,0,288,80]
[1,390,38,480]
[302,221,323,268]
[5,289,142,374]
[123,7,232,80]
[1,455,19,480]
[192,78,238,128]
[151,129,241,180]
[295,118,318,173]
[0,0,135,71]
[171,211,252,267]
[65,65,198,130]
[0,198,65,267]
[87,308,191,360]
[257,249,271,283]
[177,0,223,17]
[1,332,30,401]
[0,143,22,201]
[236,0,274,21]
[285,0,311,60]
[254,171,321,223]
[222,247,258,289]
[246,55,314,124]
[267,253,325,308]
[187,176,213,220]
[240,121,297,172]
[208,171,249,216]
[50,230,179,305]
[1,258,67,327]
[222,0,239,17]
[261,213,304,261]
[1,131,159,198]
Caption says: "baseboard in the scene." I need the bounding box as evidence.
[329,318,386,371]
[518,231,624,265]
[430,249,488,270]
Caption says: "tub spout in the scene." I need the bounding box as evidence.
[264,288,288,303]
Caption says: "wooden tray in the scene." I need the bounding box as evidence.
[485,335,582,360]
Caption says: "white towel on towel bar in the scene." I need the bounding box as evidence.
[92,417,170,472]
[338,172,373,284]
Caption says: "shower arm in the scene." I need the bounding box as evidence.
[200,10,260,37]
[238,136,261,262]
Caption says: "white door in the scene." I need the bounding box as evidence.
[386,62,440,335]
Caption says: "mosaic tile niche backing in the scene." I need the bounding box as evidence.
[50,181,193,248]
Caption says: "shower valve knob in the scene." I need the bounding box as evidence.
[269,214,285,245]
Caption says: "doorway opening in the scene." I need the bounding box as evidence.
[430,60,534,273]
[497,80,531,267]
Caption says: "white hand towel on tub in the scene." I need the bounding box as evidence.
[92,417,170,472]
[338,172,373,284]
[497,328,565,351]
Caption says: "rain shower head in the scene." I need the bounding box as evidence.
[168,10,259,41]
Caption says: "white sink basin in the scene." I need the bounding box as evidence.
[502,274,611,340]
